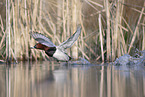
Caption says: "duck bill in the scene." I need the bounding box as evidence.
[30,46,35,49]
[30,45,37,49]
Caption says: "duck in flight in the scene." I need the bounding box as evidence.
[30,26,81,62]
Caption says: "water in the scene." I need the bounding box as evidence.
[0,61,144,97]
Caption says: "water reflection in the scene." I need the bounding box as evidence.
[0,62,144,97]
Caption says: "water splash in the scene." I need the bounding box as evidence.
[69,57,91,65]
[113,50,145,66]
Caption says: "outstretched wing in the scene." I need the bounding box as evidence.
[30,32,56,47]
[58,26,81,51]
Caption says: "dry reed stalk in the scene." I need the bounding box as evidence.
[0,16,5,49]
[56,0,62,40]
[142,17,145,50]
[84,0,99,11]
[10,48,18,63]
[78,2,86,59]
[104,0,111,61]
[6,0,11,63]
[112,1,120,60]
[122,17,133,34]
[98,13,104,62]
[31,49,37,61]
[118,0,124,57]
[87,0,103,8]
[19,19,27,59]
[84,42,97,57]
[0,34,5,50]
[28,8,37,60]
[13,0,17,58]
[0,43,5,59]
[130,7,145,15]
[30,8,38,60]
[14,0,22,60]
[117,29,121,57]
[66,0,70,55]
[71,0,79,59]
[11,0,16,58]
[40,51,47,61]
[110,0,124,60]
[38,18,53,38]
[24,0,29,60]
[39,0,42,21]
[62,0,66,41]
[32,0,39,26]
[119,24,128,32]
[128,3,144,53]
[30,1,37,30]
[42,11,61,44]
[95,50,106,61]
[77,46,90,60]
[43,11,54,31]
[0,16,4,34]
[80,18,85,58]
[44,12,54,30]
[120,27,127,54]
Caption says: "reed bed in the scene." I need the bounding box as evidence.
[0,0,144,62]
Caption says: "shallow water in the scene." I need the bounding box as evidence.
[0,61,145,97]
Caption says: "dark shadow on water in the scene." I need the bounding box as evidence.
[0,61,144,97]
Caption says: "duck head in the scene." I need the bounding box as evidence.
[31,43,47,50]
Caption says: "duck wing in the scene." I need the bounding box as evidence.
[30,32,56,47]
[58,26,81,51]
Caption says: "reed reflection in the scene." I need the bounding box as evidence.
[0,62,144,97]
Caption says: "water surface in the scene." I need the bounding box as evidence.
[0,61,144,97]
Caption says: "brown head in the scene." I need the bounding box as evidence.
[32,43,50,51]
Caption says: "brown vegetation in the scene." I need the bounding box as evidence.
[0,0,144,62]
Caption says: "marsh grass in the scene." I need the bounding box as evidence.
[0,0,144,62]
